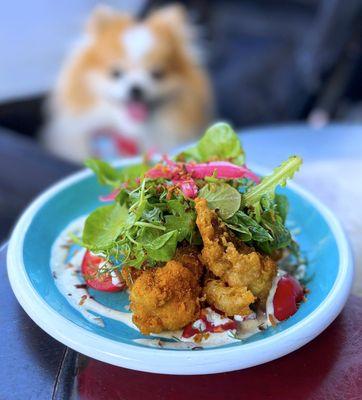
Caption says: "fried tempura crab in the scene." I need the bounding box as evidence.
[195,198,277,308]
[77,122,305,342]
[129,260,201,334]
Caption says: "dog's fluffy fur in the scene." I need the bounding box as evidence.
[42,4,213,163]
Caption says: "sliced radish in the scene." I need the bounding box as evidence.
[172,178,198,198]
[182,309,237,338]
[81,250,125,292]
[273,275,304,321]
[186,161,260,183]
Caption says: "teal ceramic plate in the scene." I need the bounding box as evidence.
[7,158,353,374]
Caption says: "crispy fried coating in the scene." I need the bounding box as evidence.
[121,266,144,288]
[174,244,204,281]
[195,198,277,307]
[204,279,255,316]
[122,245,204,289]
[129,261,201,335]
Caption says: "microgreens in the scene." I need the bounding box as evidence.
[81,122,303,270]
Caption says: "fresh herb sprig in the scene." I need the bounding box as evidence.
[197,156,303,255]
[82,176,197,269]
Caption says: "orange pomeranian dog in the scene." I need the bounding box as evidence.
[42,4,213,163]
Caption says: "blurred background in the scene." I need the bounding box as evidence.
[1,3,362,397]
[1,0,362,135]
[0,0,362,242]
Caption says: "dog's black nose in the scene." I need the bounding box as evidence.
[129,85,144,101]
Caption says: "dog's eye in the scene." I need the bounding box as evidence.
[151,68,166,81]
[110,68,123,79]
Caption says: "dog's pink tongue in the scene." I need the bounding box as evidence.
[127,102,149,123]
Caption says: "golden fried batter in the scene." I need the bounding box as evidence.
[122,245,204,289]
[174,244,204,281]
[129,260,201,334]
[204,279,255,316]
[121,266,144,288]
[195,198,277,307]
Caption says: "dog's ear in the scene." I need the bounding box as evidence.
[148,5,202,64]
[147,4,188,32]
[87,5,132,34]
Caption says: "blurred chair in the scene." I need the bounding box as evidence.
[0,0,361,137]
[146,0,362,125]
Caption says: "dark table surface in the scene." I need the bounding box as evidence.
[0,128,77,241]
[1,124,361,399]
[1,240,362,400]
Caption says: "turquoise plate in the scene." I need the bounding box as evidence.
[7,158,353,374]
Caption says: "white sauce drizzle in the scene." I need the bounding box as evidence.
[110,270,122,287]
[50,217,136,330]
[266,270,287,326]
[50,217,301,349]
[140,329,240,349]
[204,307,231,326]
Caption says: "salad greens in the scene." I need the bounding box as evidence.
[224,211,273,243]
[82,175,197,268]
[198,182,241,219]
[83,203,128,249]
[177,122,245,165]
[85,159,148,189]
[243,156,302,212]
[81,122,303,269]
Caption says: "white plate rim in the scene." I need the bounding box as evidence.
[7,158,354,375]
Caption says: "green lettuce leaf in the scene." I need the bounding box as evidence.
[85,159,120,187]
[198,182,241,219]
[275,194,289,223]
[164,199,196,242]
[82,203,128,249]
[243,156,302,208]
[225,210,273,242]
[85,158,148,188]
[177,122,245,164]
[144,230,178,261]
[257,210,292,253]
